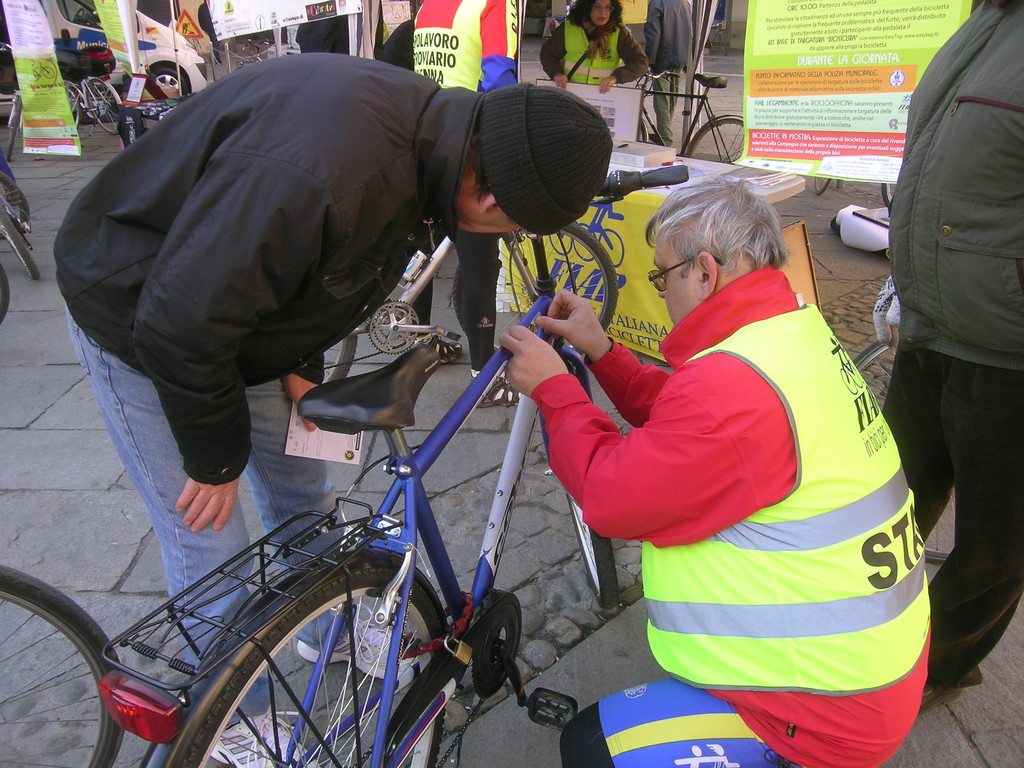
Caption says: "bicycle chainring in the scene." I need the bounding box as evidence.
[367,301,420,354]
[469,590,522,699]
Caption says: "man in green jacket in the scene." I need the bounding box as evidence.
[886,0,1024,712]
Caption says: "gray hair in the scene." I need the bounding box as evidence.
[644,177,788,274]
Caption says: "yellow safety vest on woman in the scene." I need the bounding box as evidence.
[644,304,929,694]
[563,23,620,85]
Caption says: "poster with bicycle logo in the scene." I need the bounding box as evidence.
[1,0,80,155]
[738,0,971,183]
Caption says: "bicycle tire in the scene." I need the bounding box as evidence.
[0,205,37,280]
[83,78,121,135]
[854,341,951,565]
[174,566,446,768]
[455,223,619,332]
[0,261,8,325]
[5,93,21,161]
[567,494,619,609]
[0,564,123,768]
[65,82,82,126]
[685,115,745,164]
[813,177,832,195]
[0,170,31,226]
[325,334,358,383]
[881,182,895,209]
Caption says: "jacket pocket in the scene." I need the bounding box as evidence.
[934,192,1024,352]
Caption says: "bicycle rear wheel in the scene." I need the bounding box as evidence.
[83,78,121,135]
[473,223,619,330]
[173,566,446,768]
[813,177,832,195]
[0,171,31,227]
[0,565,122,768]
[685,116,745,163]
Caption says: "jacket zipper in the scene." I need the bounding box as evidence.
[950,95,1024,115]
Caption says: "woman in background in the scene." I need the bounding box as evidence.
[541,0,648,93]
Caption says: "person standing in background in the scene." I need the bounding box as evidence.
[540,0,648,94]
[412,0,522,405]
[885,0,1024,713]
[643,0,691,147]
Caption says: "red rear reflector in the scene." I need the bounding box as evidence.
[98,672,182,743]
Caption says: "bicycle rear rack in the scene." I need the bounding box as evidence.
[103,503,394,693]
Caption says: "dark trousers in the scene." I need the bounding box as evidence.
[884,347,1024,688]
[412,230,501,371]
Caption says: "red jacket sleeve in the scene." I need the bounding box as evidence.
[531,345,797,547]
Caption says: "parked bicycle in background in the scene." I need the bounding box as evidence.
[635,70,745,162]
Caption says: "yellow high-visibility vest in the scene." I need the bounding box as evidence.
[645,304,929,694]
[563,23,619,84]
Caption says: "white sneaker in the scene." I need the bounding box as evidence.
[294,598,421,682]
[210,712,293,768]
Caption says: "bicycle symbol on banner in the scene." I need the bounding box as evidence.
[583,202,627,277]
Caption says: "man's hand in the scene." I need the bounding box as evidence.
[553,74,569,89]
[499,326,570,397]
[176,477,241,532]
[283,373,318,431]
[536,290,613,362]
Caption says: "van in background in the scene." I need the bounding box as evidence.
[47,0,208,94]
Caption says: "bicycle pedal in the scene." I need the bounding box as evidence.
[526,687,578,730]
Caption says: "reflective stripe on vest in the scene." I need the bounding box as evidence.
[563,23,620,83]
[643,304,929,694]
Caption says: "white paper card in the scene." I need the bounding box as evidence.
[285,403,363,464]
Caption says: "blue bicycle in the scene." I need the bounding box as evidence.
[99,165,689,768]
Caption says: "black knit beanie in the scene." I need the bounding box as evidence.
[478,84,613,235]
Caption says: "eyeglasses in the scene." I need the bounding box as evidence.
[647,261,689,292]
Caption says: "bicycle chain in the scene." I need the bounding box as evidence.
[438,698,484,767]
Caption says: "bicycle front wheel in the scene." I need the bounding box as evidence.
[325,334,358,382]
[0,171,31,227]
[814,177,832,195]
[685,116,745,164]
[504,223,619,329]
[174,566,446,768]
[0,261,9,325]
[0,565,123,768]
[83,78,121,135]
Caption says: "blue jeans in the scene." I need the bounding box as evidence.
[68,314,332,711]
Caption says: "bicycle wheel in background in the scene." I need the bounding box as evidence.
[813,177,832,195]
[0,204,37,280]
[881,182,895,209]
[854,340,951,565]
[83,77,121,135]
[566,491,618,609]
[0,565,122,768]
[172,567,445,768]
[685,116,745,163]
[456,223,618,332]
[0,170,31,227]
[5,93,21,161]
[65,82,83,126]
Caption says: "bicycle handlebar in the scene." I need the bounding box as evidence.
[596,164,690,203]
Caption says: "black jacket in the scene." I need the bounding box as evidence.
[56,54,481,484]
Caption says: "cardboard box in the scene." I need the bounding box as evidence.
[610,141,677,168]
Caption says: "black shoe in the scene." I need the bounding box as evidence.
[919,683,962,715]
[427,334,462,364]
[480,374,519,407]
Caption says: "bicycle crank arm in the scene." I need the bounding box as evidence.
[386,323,462,340]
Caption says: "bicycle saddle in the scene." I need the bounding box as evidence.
[299,345,441,434]
[694,73,728,89]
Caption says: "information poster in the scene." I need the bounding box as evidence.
[739,0,971,183]
[1,0,80,156]
[209,0,360,39]
[93,0,140,74]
